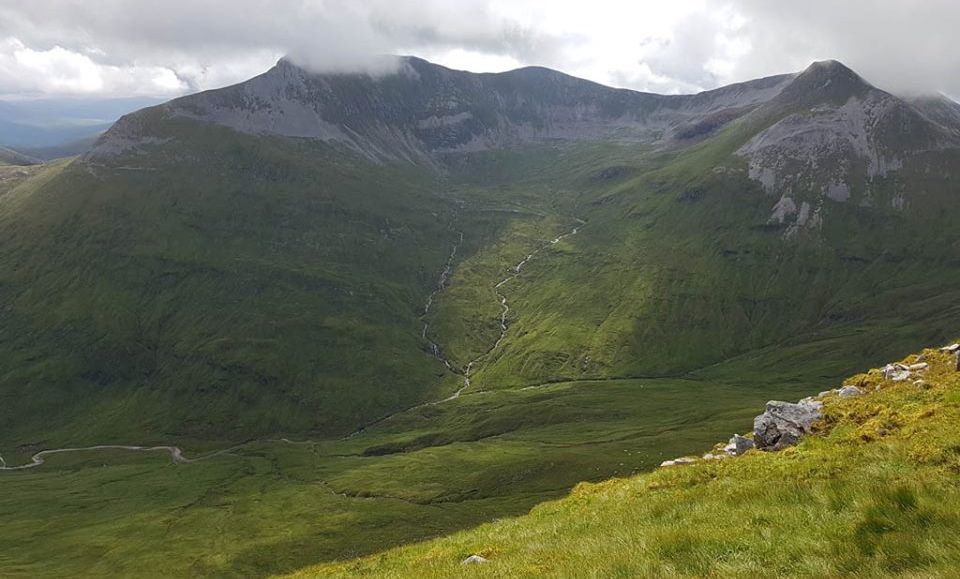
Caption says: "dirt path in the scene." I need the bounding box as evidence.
[0,444,243,471]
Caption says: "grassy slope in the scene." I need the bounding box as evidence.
[294,345,960,578]
[4,116,960,577]
[0,122,482,447]
[0,375,817,577]
[449,123,960,393]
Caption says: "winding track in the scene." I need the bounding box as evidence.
[0,219,582,468]
[0,445,240,471]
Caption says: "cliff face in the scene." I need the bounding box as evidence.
[736,61,960,235]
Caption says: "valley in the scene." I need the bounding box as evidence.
[3,56,960,576]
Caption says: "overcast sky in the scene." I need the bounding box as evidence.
[0,0,957,100]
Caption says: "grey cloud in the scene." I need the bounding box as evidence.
[728,0,960,96]
[1,0,959,99]
[0,0,562,80]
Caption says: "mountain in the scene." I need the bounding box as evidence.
[90,57,794,162]
[736,61,959,236]
[4,57,960,576]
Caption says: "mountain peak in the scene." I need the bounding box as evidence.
[773,59,874,108]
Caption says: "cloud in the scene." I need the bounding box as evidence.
[0,0,958,99]
[0,38,189,97]
[0,0,562,96]
[725,0,960,97]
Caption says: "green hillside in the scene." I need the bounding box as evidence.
[294,344,960,577]
[3,58,960,576]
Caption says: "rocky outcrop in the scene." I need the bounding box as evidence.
[753,400,823,451]
[657,343,950,471]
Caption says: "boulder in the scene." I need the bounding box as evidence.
[753,400,823,451]
[838,385,862,398]
[462,555,489,565]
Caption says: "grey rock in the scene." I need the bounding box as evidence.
[730,434,755,455]
[883,364,911,381]
[753,400,823,451]
[838,385,862,398]
[462,555,489,565]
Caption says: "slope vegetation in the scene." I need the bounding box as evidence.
[294,344,960,577]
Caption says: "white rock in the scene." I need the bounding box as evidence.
[660,457,697,467]
[940,344,960,352]
[883,364,911,381]
[907,363,928,371]
[838,385,862,398]
[462,555,489,565]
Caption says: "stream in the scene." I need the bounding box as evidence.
[0,219,583,466]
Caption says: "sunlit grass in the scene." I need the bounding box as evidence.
[293,347,960,577]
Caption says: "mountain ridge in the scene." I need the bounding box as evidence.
[87,56,797,163]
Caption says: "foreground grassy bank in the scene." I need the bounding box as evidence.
[294,345,960,577]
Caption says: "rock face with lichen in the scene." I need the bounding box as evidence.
[753,400,824,451]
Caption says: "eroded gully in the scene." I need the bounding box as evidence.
[0,219,582,467]
[346,218,583,437]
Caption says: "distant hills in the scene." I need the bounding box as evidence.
[0,145,40,165]
[0,96,164,154]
